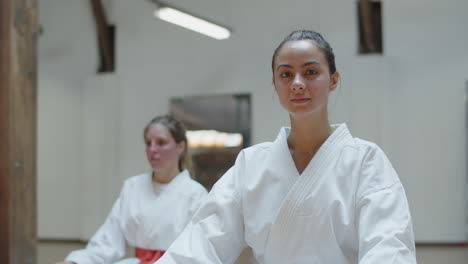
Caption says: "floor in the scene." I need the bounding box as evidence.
[39,240,468,264]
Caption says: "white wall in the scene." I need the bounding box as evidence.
[38,0,97,238]
[38,0,467,243]
[383,0,468,242]
[81,75,123,239]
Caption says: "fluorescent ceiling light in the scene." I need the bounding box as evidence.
[154,6,231,40]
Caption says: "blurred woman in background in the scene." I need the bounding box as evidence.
[57,115,207,264]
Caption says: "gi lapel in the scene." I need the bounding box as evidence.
[263,124,352,263]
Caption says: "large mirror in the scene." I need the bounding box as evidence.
[170,93,251,190]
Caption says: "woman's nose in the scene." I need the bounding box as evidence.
[291,75,305,90]
[148,143,158,152]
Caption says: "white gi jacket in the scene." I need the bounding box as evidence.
[156,124,417,264]
[66,170,207,264]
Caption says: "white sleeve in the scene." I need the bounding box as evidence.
[356,147,417,263]
[65,193,127,264]
[188,186,208,219]
[156,167,246,264]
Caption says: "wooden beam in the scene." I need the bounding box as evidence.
[0,0,13,261]
[90,0,114,72]
[0,0,38,263]
[359,0,377,53]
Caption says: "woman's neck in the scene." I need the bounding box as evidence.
[287,112,332,173]
[152,166,180,184]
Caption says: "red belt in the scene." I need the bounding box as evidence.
[135,248,166,264]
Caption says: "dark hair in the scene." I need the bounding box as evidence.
[271,30,336,74]
[143,115,192,172]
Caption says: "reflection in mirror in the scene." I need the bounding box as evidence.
[170,94,251,190]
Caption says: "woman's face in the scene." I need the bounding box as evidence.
[145,123,184,173]
[272,40,339,117]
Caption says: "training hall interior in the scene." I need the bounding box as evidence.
[1,0,467,263]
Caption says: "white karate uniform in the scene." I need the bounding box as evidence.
[66,170,208,264]
[156,124,417,264]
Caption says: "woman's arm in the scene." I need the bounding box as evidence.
[356,147,417,263]
[64,191,127,264]
[156,167,246,264]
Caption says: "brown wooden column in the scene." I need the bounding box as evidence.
[358,0,376,52]
[0,0,38,263]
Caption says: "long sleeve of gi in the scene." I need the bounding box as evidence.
[156,167,247,264]
[356,146,417,263]
[65,196,127,264]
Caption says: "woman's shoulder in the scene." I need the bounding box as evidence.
[186,175,209,194]
[175,171,208,195]
[238,141,274,161]
[244,141,274,151]
[346,137,389,161]
[346,138,402,197]
[347,137,380,152]
[122,172,151,188]
[329,123,381,154]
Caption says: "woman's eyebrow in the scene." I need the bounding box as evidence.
[276,61,320,70]
[302,61,319,67]
[276,63,292,70]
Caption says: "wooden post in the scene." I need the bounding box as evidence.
[90,0,114,72]
[0,0,38,263]
[359,0,377,53]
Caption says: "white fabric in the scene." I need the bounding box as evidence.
[66,170,207,264]
[156,124,417,264]
[113,258,139,264]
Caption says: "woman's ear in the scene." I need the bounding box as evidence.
[329,72,340,91]
[177,141,186,155]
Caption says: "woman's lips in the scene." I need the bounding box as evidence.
[150,157,160,162]
[291,98,311,103]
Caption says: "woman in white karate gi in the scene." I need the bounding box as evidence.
[57,115,208,264]
[155,30,417,264]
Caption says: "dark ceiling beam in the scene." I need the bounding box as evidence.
[359,0,378,53]
[90,0,113,72]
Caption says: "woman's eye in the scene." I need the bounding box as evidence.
[306,69,318,75]
[280,72,291,78]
